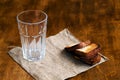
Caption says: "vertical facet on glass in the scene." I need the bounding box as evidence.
[17,10,47,61]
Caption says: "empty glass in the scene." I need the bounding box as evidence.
[17,10,48,61]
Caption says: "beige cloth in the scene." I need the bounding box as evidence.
[8,29,108,80]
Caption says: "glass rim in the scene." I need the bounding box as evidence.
[17,10,48,25]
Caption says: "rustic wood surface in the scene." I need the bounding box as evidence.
[0,0,120,80]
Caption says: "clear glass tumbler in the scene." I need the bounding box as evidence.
[17,10,48,61]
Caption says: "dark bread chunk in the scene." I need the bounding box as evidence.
[79,54,101,65]
[75,43,101,59]
[73,53,101,65]
[65,41,101,65]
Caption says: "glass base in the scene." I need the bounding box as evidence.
[23,53,45,61]
[23,56,44,61]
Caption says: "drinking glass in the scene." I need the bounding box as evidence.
[17,10,48,61]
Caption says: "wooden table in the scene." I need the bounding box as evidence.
[0,0,120,80]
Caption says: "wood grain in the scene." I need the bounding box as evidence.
[0,0,120,80]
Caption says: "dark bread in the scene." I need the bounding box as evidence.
[78,54,101,65]
[65,41,101,65]
[75,43,101,59]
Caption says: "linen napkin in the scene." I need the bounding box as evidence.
[8,29,108,80]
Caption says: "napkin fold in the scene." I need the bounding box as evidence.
[9,29,108,80]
